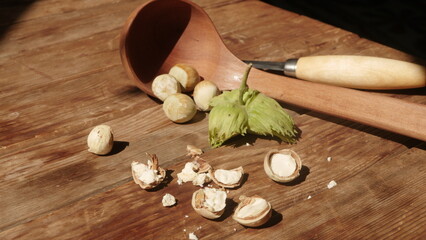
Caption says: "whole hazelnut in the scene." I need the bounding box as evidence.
[87,125,114,155]
[162,93,197,123]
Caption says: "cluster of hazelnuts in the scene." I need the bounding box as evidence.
[151,63,220,123]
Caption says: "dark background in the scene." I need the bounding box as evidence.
[262,0,426,60]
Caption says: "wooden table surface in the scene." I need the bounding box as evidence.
[1,0,425,239]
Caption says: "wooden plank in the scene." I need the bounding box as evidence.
[0,0,247,98]
[0,0,422,149]
[0,0,424,238]
[272,143,426,240]
[1,0,421,102]
[0,120,208,231]
[0,66,140,147]
[0,0,141,59]
[0,0,418,62]
[0,0,244,59]
[0,0,135,25]
[0,92,416,231]
[0,30,122,97]
[0,0,246,26]
[1,57,417,231]
[1,120,423,239]
[229,145,426,240]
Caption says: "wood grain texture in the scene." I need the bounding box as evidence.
[1,116,424,239]
[1,0,425,239]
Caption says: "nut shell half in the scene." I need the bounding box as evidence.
[233,195,272,227]
[191,188,226,219]
[264,149,302,183]
[131,154,166,190]
[209,166,244,188]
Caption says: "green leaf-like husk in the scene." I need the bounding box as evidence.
[245,90,297,143]
[208,65,297,148]
[209,89,240,107]
[208,102,248,148]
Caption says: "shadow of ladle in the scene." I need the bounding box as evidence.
[119,0,426,141]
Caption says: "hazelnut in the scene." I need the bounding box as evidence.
[193,80,219,111]
[162,93,197,123]
[152,74,181,101]
[168,63,200,92]
[87,125,113,155]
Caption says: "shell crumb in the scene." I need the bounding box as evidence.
[307,195,312,199]
[327,156,332,162]
[162,193,176,207]
[187,145,203,157]
[327,180,337,189]
[188,232,198,240]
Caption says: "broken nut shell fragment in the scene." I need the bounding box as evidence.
[233,195,272,227]
[193,157,211,173]
[191,188,227,219]
[177,157,212,186]
[264,149,302,183]
[186,145,203,158]
[131,153,166,190]
[210,166,244,188]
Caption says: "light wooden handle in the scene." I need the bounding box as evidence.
[249,68,426,142]
[295,56,426,89]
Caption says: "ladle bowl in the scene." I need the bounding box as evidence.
[120,0,426,141]
[120,0,246,95]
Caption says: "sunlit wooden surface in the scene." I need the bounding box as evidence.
[1,0,425,239]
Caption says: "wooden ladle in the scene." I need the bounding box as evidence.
[120,0,426,141]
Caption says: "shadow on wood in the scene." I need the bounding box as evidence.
[107,141,130,155]
[0,0,37,41]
